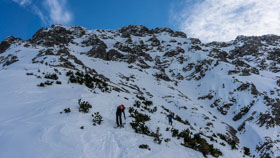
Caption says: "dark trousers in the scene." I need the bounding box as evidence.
[116,113,122,126]
[169,118,172,125]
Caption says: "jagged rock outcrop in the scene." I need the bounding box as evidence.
[29,25,76,47]
[0,40,10,54]
[0,36,23,54]
[119,25,151,37]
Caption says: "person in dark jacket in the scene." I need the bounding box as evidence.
[116,104,126,127]
[168,112,174,126]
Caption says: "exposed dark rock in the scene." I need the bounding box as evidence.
[256,137,280,158]
[70,26,86,38]
[198,91,215,100]
[106,49,124,61]
[0,41,10,54]
[277,79,280,87]
[58,52,85,69]
[30,25,73,47]
[164,47,185,57]
[1,54,19,66]
[151,27,174,34]
[131,45,145,54]
[186,59,213,80]
[139,144,151,150]
[232,59,250,68]
[260,34,280,46]
[124,54,137,64]
[82,34,105,46]
[267,48,280,63]
[240,69,251,76]
[58,56,76,69]
[218,103,233,115]
[189,45,202,51]
[205,41,231,48]
[230,35,263,59]
[154,70,171,81]
[269,64,280,73]
[0,36,23,54]
[209,48,228,62]
[251,67,259,75]
[148,36,160,46]
[120,31,131,38]
[233,101,255,121]
[189,38,201,45]
[154,56,161,65]
[176,55,185,64]
[237,83,250,91]
[138,52,153,61]
[57,48,70,55]
[176,73,184,80]
[251,84,259,95]
[237,83,259,95]
[45,49,54,55]
[183,63,195,72]
[137,58,151,69]
[237,115,254,132]
[114,42,132,53]
[228,70,240,75]
[87,40,107,57]
[5,36,23,44]
[119,25,151,37]
[218,123,239,150]
[257,100,280,128]
[172,31,187,38]
[125,38,133,44]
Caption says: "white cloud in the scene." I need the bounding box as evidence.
[10,0,72,25]
[45,0,72,25]
[12,0,32,6]
[31,5,48,25]
[172,0,280,42]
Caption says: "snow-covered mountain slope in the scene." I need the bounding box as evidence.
[0,25,279,158]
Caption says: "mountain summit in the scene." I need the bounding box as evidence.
[0,24,279,158]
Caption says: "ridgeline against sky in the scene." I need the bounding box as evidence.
[1,0,280,42]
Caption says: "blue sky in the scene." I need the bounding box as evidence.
[1,0,280,42]
[0,0,182,41]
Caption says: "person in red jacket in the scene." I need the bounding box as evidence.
[116,104,126,127]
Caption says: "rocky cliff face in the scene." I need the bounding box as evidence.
[1,24,280,158]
